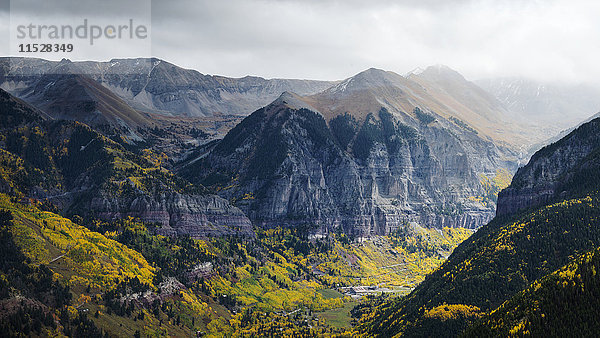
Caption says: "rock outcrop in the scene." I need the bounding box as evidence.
[497,117,600,217]
[0,88,253,237]
[90,192,253,237]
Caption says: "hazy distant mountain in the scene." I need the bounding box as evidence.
[409,66,511,138]
[477,77,600,131]
[1,57,336,118]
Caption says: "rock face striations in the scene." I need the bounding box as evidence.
[357,110,600,338]
[182,67,519,236]
[497,117,600,217]
[88,191,253,237]
[2,58,536,238]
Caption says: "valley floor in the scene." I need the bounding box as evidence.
[0,193,473,336]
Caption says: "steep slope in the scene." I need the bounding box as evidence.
[307,68,425,122]
[0,89,252,237]
[182,77,516,234]
[465,246,600,337]
[102,60,336,117]
[306,66,537,149]
[525,111,600,158]
[356,116,600,337]
[409,66,537,147]
[0,89,48,128]
[497,116,600,216]
[1,57,335,159]
[23,71,153,138]
[1,57,336,118]
[1,58,202,158]
[0,195,240,336]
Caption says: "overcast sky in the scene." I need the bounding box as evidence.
[2,0,600,84]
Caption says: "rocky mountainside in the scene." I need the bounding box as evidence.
[0,89,252,237]
[497,116,600,216]
[18,71,153,141]
[356,115,600,337]
[181,67,520,234]
[1,57,336,118]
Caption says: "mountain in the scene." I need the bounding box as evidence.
[497,116,600,216]
[21,71,154,141]
[524,111,600,163]
[465,246,600,336]
[356,115,600,337]
[0,88,49,128]
[1,57,336,118]
[308,66,536,149]
[0,57,336,160]
[477,77,600,132]
[409,66,519,144]
[180,66,520,234]
[0,89,252,237]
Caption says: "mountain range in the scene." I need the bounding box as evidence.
[1,57,336,118]
[0,89,252,237]
[2,56,600,336]
[478,77,600,131]
[3,57,600,237]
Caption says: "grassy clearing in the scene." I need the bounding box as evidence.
[318,300,358,328]
[318,288,344,299]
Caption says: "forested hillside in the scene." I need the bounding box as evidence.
[466,246,600,336]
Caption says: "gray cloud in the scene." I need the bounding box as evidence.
[2,0,600,85]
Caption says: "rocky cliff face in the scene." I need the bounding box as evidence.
[89,192,253,237]
[58,125,254,237]
[497,117,600,216]
[182,89,516,235]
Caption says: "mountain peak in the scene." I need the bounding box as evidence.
[417,64,466,82]
[270,91,316,111]
[326,67,404,94]
[354,67,394,80]
[405,67,425,77]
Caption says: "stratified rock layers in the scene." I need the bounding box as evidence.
[185,93,515,235]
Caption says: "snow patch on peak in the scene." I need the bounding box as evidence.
[331,77,354,93]
[405,67,425,77]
